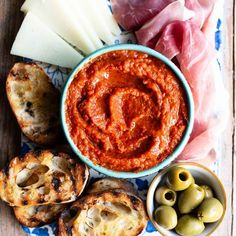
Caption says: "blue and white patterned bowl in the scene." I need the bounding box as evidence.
[61,44,194,179]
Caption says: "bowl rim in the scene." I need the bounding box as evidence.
[146,162,227,236]
[61,43,194,178]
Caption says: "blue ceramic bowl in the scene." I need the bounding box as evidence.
[61,44,194,178]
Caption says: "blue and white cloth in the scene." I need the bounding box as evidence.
[21,3,223,235]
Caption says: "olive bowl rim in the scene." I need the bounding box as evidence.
[146,162,227,236]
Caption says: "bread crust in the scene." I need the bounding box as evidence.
[87,178,137,195]
[58,190,148,236]
[14,203,67,227]
[0,150,89,206]
[6,62,61,145]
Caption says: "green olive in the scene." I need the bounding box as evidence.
[166,167,194,191]
[155,186,177,206]
[200,185,214,199]
[154,206,177,230]
[197,197,224,223]
[178,184,205,214]
[175,215,205,236]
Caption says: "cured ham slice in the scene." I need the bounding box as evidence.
[202,1,220,47]
[111,0,176,30]
[185,0,216,28]
[156,21,211,119]
[136,1,195,46]
[112,0,216,31]
[155,21,228,163]
[112,0,227,165]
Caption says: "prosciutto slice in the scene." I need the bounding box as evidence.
[155,21,228,163]
[111,0,176,30]
[185,0,216,28]
[156,21,215,119]
[202,1,220,47]
[112,0,228,165]
[136,1,195,46]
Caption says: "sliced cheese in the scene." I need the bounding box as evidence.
[67,0,103,49]
[11,12,83,68]
[21,0,97,54]
[97,0,121,36]
[21,0,37,13]
[76,0,115,45]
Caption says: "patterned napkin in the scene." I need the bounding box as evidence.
[20,1,223,235]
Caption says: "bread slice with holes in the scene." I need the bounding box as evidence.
[14,203,67,227]
[6,62,61,145]
[58,190,148,236]
[0,150,89,206]
[87,178,137,195]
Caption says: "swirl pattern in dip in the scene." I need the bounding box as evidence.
[65,50,188,172]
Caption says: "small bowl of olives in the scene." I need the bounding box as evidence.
[146,163,226,236]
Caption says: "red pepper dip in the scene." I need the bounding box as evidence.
[65,50,188,172]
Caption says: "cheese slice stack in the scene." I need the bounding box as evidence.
[21,0,98,54]
[11,0,121,68]
[75,0,116,45]
[11,12,83,69]
[66,0,103,49]
[97,0,121,36]
[21,0,121,51]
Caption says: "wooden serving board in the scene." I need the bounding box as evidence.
[0,0,235,236]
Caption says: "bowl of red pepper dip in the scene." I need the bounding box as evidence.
[61,44,194,178]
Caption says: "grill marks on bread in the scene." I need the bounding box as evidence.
[0,150,89,206]
[87,178,137,195]
[14,204,68,227]
[58,179,148,236]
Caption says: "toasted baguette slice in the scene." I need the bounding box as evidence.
[14,203,67,227]
[58,190,148,236]
[0,150,89,206]
[87,178,137,195]
[6,62,61,145]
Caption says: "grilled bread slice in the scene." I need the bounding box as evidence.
[0,150,89,206]
[14,203,67,227]
[6,62,61,145]
[58,190,148,236]
[87,178,137,195]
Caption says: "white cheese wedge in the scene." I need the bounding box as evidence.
[21,0,97,54]
[76,0,115,45]
[97,0,121,36]
[67,0,103,49]
[11,12,83,68]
